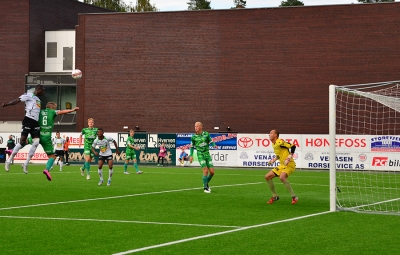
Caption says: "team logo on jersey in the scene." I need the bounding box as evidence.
[36,100,41,108]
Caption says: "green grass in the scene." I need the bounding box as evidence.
[0,164,398,255]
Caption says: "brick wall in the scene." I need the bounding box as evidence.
[76,3,400,134]
[0,0,112,122]
[0,0,29,121]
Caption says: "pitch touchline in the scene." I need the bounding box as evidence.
[0,215,240,228]
[0,182,264,211]
[112,211,333,255]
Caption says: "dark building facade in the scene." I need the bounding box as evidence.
[2,1,400,134]
[0,0,111,122]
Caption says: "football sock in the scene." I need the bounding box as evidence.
[202,175,208,189]
[9,144,22,162]
[98,168,103,181]
[266,179,278,197]
[84,162,90,174]
[123,163,128,172]
[81,164,85,171]
[207,174,213,183]
[59,161,63,170]
[282,179,296,197]
[134,162,139,171]
[46,157,55,171]
[24,141,39,166]
[109,169,113,180]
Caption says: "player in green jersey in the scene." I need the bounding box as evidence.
[22,102,79,180]
[189,122,217,193]
[79,118,98,180]
[124,129,143,174]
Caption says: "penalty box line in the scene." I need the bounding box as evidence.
[112,211,333,255]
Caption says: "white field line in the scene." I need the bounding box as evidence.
[112,211,333,255]
[0,182,264,211]
[0,215,240,228]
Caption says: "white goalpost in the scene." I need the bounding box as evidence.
[329,81,400,215]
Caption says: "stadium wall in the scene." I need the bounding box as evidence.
[75,3,400,134]
[0,0,111,122]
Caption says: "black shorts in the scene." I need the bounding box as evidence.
[55,150,65,157]
[99,155,113,162]
[21,116,40,138]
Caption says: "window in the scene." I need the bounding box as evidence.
[47,42,57,58]
[26,73,77,128]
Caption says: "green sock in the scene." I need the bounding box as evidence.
[85,162,91,174]
[207,174,213,183]
[46,158,55,171]
[81,164,85,171]
[202,175,208,188]
[134,163,139,172]
[124,163,128,172]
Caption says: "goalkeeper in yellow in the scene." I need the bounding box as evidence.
[265,129,298,204]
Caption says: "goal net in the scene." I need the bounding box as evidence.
[329,81,400,215]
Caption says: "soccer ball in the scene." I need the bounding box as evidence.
[72,69,82,79]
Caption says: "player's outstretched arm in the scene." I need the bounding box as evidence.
[58,107,79,115]
[2,98,21,107]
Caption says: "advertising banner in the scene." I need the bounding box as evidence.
[176,133,237,167]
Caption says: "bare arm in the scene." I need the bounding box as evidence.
[113,141,120,155]
[79,134,83,148]
[58,107,79,115]
[2,98,21,107]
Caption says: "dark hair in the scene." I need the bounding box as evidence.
[98,128,104,132]
[272,129,280,137]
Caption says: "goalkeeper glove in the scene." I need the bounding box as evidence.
[284,154,292,166]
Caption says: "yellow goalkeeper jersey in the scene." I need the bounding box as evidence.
[272,138,296,167]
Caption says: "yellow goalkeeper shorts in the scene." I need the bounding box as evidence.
[272,164,296,177]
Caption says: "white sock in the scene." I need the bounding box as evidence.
[109,168,113,180]
[24,142,39,166]
[98,169,103,181]
[8,144,22,162]
[59,161,63,170]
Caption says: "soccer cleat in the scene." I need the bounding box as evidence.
[80,167,84,176]
[5,161,10,172]
[136,171,143,174]
[107,179,111,186]
[291,196,299,204]
[43,170,52,181]
[204,188,211,193]
[66,163,69,166]
[86,174,91,180]
[98,180,103,186]
[124,172,130,174]
[157,164,160,167]
[207,183,211,192]
[267,196,280,204]
[22,164,28,174]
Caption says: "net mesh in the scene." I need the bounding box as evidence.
[335,81,400,214]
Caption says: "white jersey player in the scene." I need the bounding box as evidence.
[2,85,45,173]
[92,128,120,186]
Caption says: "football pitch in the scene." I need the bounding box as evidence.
[1,164,398,254]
